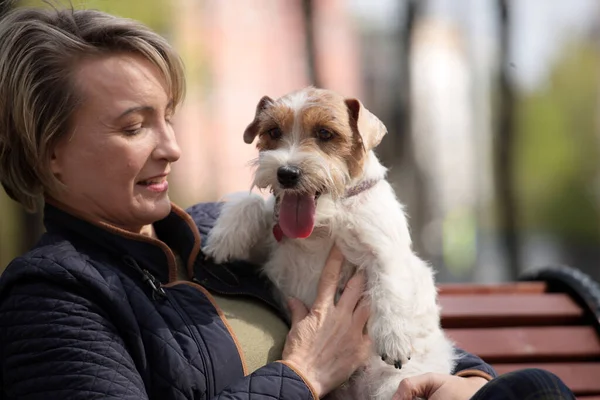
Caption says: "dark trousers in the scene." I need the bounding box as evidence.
[471,368,576,400]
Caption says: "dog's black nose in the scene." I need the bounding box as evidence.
[277,165,301,188]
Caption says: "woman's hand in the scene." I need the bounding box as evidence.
[281,245,372,398]
[392,373,488,400]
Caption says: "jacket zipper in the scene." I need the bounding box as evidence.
[122,255,167,301]
[123,255,212,397]
[164,291,212,397]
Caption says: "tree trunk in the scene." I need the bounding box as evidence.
[301,0,321,88]
[496,0,521,278]
[399,0,429,259]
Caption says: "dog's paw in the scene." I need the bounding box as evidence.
[203,193,270,264]
[371,320,413,369]
[380,351,411,370]
[203,227,239,264]
[202,239,233,264]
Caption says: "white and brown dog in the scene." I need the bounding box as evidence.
[203,87,456,399]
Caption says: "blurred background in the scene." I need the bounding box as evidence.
[1,0,600,283]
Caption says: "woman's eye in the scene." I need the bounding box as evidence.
[316,128,334,141]
[268,127,283,140]
[123,125,142,136]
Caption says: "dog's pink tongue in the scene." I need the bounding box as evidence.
[278,193,316,239]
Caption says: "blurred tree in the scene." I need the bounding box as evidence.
[0,0,20,274]
[396,0,419,157]
[515,42,600,259]
[396,0,429,261]
[301,0,321,88]
[495,0,521,279]
[18,0,173,34]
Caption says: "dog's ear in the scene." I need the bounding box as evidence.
[345,98,387,151]
[243,95,274,144]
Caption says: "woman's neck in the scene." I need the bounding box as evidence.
[45,195,159,239]
[140,224,158,239]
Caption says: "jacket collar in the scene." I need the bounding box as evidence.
[43,200,202,284]
[43,200,290,323]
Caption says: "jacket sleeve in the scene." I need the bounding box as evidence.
[452,347,498,380]
[0,275,149,400]
[212,349,494,399]
[212,361,318,400]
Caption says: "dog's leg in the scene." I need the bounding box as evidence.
[339,204,443,372]
[350,250,455,400]
[366,253,434,369]
[203,192,272,263]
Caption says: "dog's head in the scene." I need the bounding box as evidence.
[243,87,387,239]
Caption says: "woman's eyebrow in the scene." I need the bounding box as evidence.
[117,100,174,119]
[117,105,153,119]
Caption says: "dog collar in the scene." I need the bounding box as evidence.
[344,178,380,198]
[272,179,380,242]
[273,224,285,242]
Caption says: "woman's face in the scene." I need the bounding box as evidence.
[50,54,181,232]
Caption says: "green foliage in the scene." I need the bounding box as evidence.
[0,192,23,272]
[514,41,600,243]
[17,0,173,34]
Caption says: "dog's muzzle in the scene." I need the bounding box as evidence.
[277,165,301,188]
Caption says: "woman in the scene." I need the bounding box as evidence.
[0,5,574,400]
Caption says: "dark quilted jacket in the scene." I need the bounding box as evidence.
[0,201,496,400]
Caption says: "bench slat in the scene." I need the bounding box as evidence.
[439,282,547,295]
[492,363,600,395]
[440,293,585,328]
[446,326,600,362]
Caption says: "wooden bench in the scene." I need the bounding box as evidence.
[439,266,600,399]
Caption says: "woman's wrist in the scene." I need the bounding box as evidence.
[460,376,489,397]
[277,359,323,398]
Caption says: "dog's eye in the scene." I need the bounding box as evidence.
[316,128,334,141]
[267,127,283,140]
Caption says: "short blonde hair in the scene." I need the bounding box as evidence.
[0,6,186,212]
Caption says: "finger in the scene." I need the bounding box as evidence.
[352,295,371,330]
[337,270,366,311]
[392,373,437,400]
[287,297,309,326]
[314,245,345,306]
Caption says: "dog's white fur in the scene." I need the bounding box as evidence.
[204,88,456,400]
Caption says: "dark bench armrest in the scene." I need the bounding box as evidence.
[520,265,600,334]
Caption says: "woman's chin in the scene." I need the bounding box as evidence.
[140,196,172,223]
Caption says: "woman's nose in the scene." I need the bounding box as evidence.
[153,123,181,162]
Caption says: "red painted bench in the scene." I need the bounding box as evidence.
[439,267,600,399]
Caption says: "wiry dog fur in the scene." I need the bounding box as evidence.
[203,87,456,400]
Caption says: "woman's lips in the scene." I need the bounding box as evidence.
[137,178,169,193]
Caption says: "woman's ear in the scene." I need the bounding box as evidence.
[50,142,63,177]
